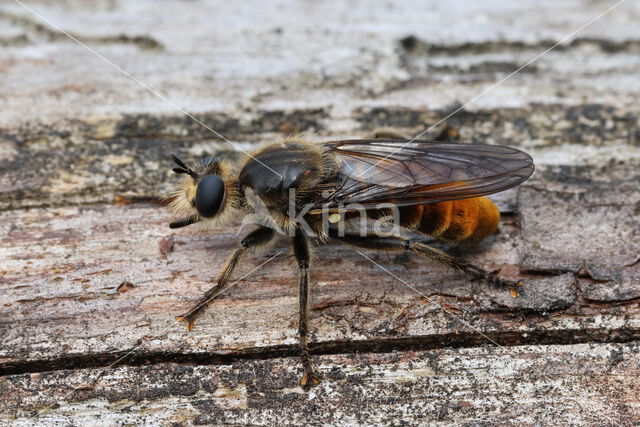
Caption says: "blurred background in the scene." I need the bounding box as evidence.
[1,0,639,206]
[2,1,639,205]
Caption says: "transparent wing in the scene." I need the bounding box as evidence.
[311,139,534,211]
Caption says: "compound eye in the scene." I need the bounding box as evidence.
[195,175,225,218]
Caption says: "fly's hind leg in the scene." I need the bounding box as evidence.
[370,128,410,140]
[409,240,521,288]
[293,228,320,388]
[176,226,275,330]
[370,122,458,142]
[330,231,521,289]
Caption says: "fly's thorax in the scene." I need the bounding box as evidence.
[238,139,340,214]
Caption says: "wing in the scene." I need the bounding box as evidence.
[309,139,534,212]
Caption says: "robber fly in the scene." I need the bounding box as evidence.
[167,130,534,387]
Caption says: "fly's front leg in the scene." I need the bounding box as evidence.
[330,230,520,289]
[177,226,275,330]
[293,228,320,388]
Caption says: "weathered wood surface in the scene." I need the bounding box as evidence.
[1,0,640,424]
[3,344,640,425]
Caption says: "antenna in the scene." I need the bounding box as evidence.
[171,154,199,180]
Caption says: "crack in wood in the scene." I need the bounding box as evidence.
[399,35,640,56]
[0,10,164,50]
[2,327,639,378]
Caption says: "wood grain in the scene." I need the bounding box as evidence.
[2,344,639,424]
[1,0,640,423]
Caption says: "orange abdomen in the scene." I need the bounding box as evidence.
[400,197,500,245]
